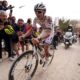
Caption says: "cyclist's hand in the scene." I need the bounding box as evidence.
[32,38,39,45]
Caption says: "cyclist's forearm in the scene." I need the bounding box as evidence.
[38,33,50,40]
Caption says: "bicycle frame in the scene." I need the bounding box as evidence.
[32,45,43,59]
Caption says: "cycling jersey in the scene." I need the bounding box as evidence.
[33,16,54,44]
[33,16,53,30]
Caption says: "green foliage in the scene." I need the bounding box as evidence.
[59,19,70,31]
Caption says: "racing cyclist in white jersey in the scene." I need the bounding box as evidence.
[32,3,54,60]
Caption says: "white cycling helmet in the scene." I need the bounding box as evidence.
[34,3,46,11]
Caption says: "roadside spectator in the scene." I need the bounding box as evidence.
[23,18,32,38]
[8,16,17,29]
[21,18,33,50]
[0,0,14,11]
[52,32,58,49]
[15,18,25,51]
[0,11,15,62]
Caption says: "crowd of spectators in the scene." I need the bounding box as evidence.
[0,0,33,62]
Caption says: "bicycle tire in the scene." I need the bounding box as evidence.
[8,50,38,80]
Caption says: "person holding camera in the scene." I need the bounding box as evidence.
[0,0,14,19]
[0,0,14,11]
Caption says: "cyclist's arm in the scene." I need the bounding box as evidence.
[37,29,51,41]
[38,16,53,40]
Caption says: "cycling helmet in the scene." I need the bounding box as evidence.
[34,3,46,11]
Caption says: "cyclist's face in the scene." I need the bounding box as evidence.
[35,10,44,19]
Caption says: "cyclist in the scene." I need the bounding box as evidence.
[32,3,54,60]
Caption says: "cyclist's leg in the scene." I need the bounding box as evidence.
[43,43,49,58]
[44,34,53,58]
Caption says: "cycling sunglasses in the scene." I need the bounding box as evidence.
[36,11,43,14]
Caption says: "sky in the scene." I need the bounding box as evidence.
[6,0,80,22]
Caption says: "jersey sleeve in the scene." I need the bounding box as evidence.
[46,16,53,29]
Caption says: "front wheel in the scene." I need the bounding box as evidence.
[8,50,38,80]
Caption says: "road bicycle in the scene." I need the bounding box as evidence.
[8,39,55,80]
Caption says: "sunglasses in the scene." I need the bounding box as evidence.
[36,11,42,14]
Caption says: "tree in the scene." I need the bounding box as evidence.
[59,19,70,31]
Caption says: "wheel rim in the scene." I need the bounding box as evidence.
[9,51,38,80]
